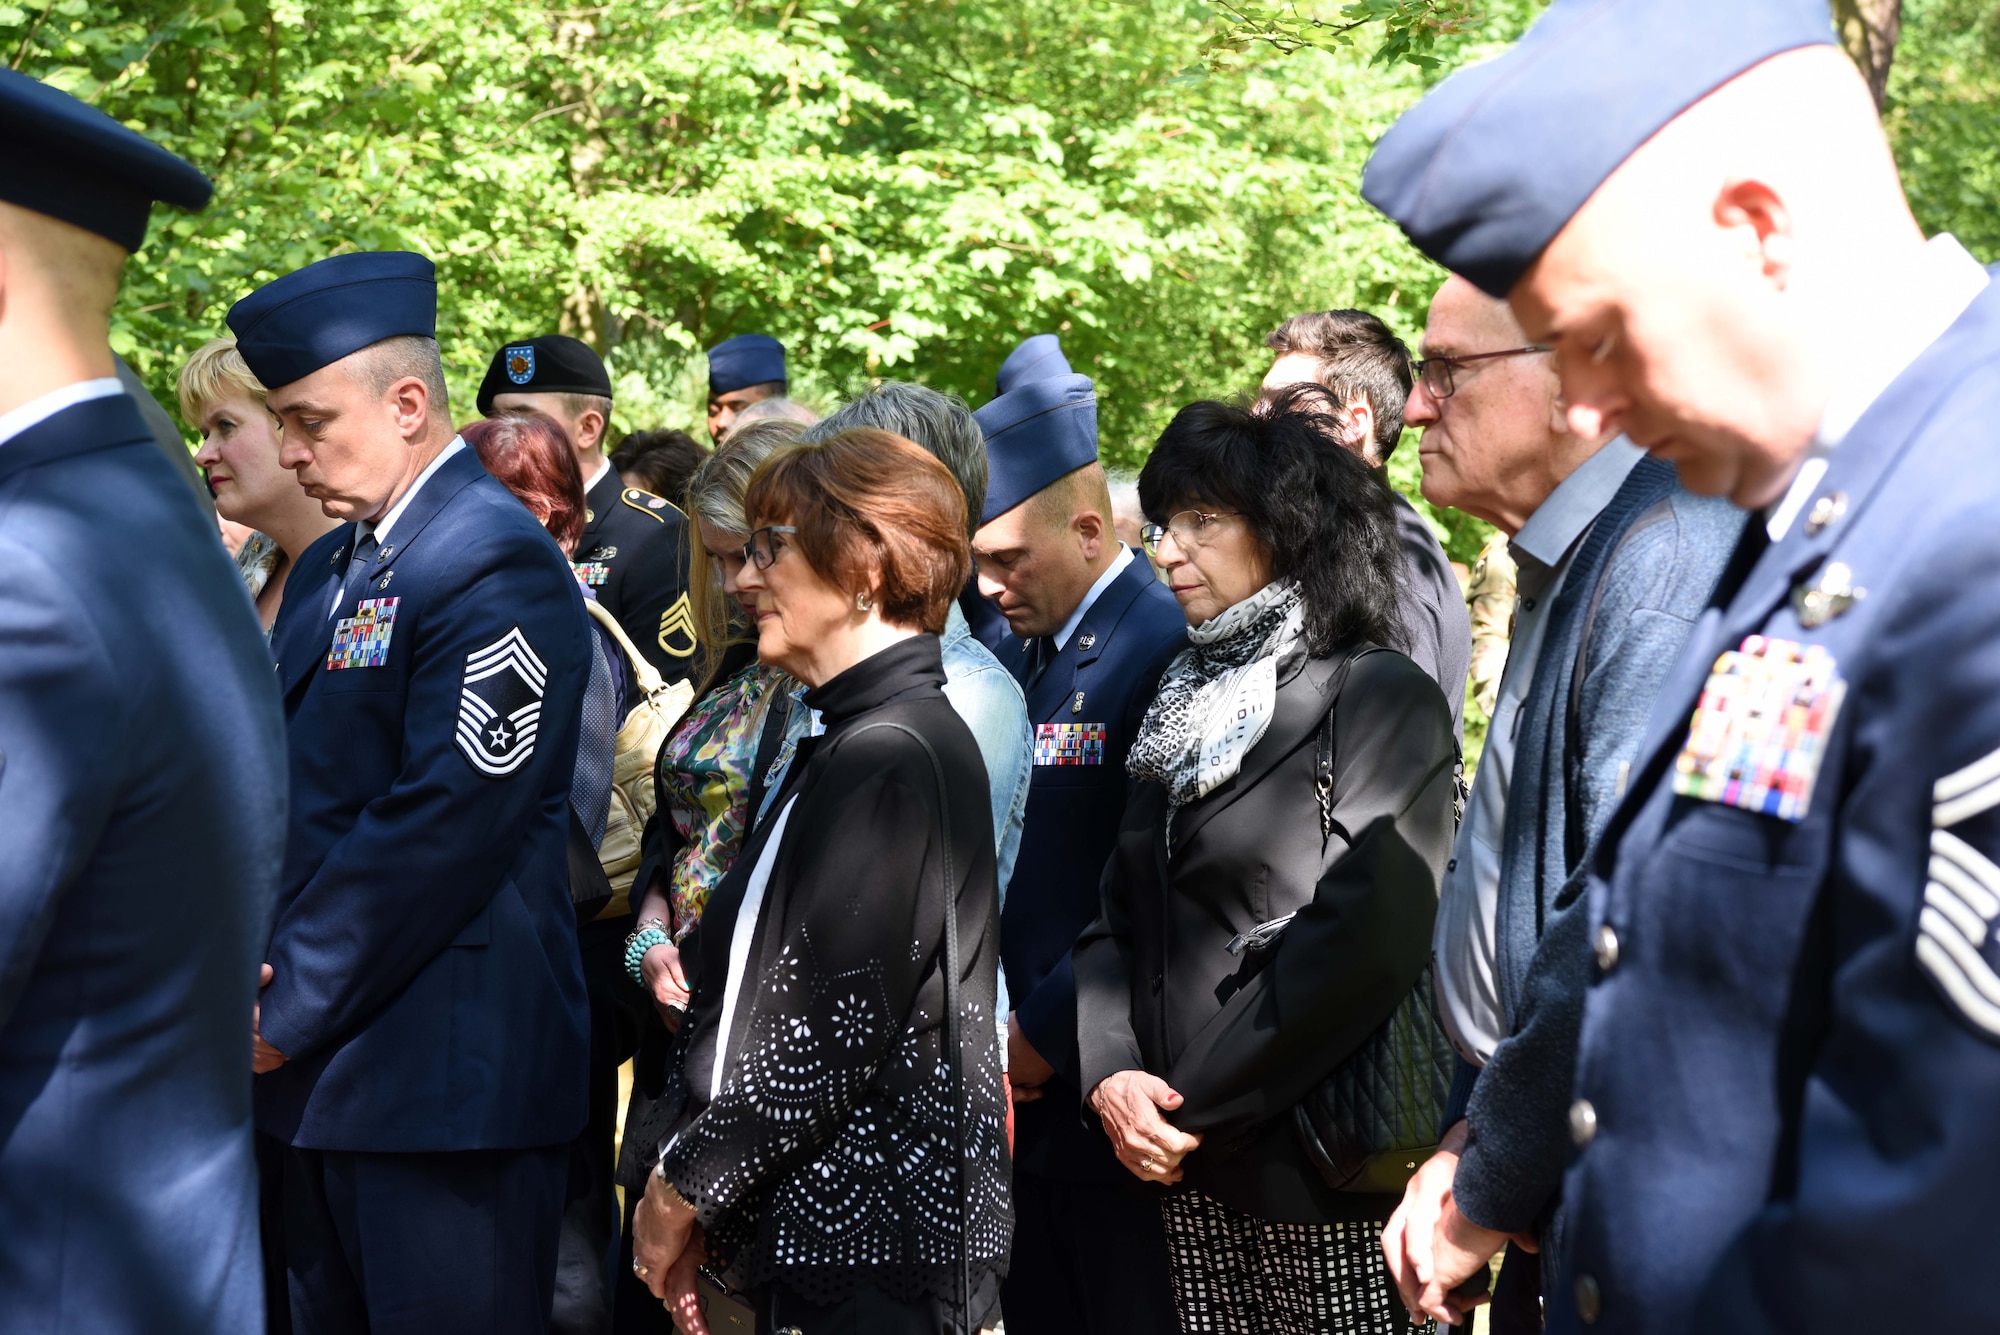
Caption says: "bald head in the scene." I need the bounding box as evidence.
[1511,45,1923,508]
[0,201,127,412]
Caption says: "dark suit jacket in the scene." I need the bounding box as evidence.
[0,396,284,1331]
[1392,490,1472,740]
[260,447,591,1151]
[1075,642,1457,1223]
[997,551,1186,1180]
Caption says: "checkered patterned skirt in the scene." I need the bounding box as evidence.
[1160,1189,1435,1335]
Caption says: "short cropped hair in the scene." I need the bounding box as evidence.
[1027,460,1115,536]
[802,382,987,538]
[463,411,586,555]
[176,337,268,425]
[613,428,709,503]
[1141,383,1404,657]
[745,428,970,634]
[1264,310,1414,462]
[349,335,451,417]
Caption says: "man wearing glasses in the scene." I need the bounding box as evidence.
[1259,308,1473,738]
[1381,274,1742,1329]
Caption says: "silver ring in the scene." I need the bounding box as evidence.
[632,1259,651,1279]
[1140,1157,1157,1172]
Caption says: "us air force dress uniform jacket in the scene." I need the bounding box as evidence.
[573,462,697,685]
[0,390,286,1332]
[1001,548,1187,1176]
[1552,251,2000,1333]
[260,445,592,1150]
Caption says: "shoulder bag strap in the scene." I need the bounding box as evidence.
[1315,646,1379,846]
[846,720,971,1325]
[584,597,668,698]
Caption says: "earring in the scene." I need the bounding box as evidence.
[855,591,872,611]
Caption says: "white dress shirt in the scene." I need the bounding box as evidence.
[0,378,123,451]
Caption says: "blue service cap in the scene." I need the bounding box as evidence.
[226,252,438,390]
[974,373,1099,525]
[1361,0,1836,297]
[707,334,787,395]
[0,69,211,253]
[995,333,1072,397]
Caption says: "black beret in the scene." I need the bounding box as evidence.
[0,69,211,253]
[1362,0,1836,297]
[477,335,613,416]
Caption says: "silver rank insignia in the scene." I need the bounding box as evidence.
[1793,560,1865,629]
[456,627,546,776]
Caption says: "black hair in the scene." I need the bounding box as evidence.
[610,428,710,503]
[1139,383,1406,657]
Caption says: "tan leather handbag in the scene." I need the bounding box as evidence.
[584,600,694,920]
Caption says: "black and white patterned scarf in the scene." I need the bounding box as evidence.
[1128,579,1305,812]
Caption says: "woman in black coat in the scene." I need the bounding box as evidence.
[1074,390,1458,1334]
[629,428,1011,1334]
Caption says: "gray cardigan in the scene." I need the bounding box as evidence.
[1446,458,1746,1236]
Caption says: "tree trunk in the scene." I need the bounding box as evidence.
[1832,0,1902,110]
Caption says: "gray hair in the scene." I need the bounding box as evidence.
[802,381,986,537]
[347,335,450,416]
[727,397,819,433]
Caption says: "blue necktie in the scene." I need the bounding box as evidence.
[330,533,380,619]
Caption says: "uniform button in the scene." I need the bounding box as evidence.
[1594,924,1620,974]
[1575,1274,1602,1324]
[1569,1098,1598,1148]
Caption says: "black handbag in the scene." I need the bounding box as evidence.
[1278,647,1459,1193]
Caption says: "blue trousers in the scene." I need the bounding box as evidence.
[269,1139,568,1334]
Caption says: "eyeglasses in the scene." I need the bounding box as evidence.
[742,525,798,571]
[1410,345,1551,400]
[1140,509,1239,556]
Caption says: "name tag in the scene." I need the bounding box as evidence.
[1035,722,1105,766]
[327,597,401,670]
[1673,635,1845,822]
[572,560,610,588]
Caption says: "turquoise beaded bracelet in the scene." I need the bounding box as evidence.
[624,923,671,988]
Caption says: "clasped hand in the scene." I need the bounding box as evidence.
[1089,1069,1202,1184]
[252,963,287,1074]
[633,1170,710,1332]
[1380,1120,1536,1327]
[642,940,692,1033]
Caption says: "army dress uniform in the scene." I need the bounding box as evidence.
[573,464,698,684]
[1361,1,2000,1330]
[975,373,1188,1334]
[0,71,283,1334]
[234,253,593,1332]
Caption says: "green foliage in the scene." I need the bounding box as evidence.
[12,0,1509,557]
[1887,0,2000,264]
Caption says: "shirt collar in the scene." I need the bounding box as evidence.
[359,436,466,549]
[0,378,124,450]
[1053,543,1135,649]
[943,601,970,647]
[1509,436,1645,574]
[582,453,612,495]
[1767,232,1990,543]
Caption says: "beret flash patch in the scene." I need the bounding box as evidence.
[505,344,536,385]
[457,626,545,776]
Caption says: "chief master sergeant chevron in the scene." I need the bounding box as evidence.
[0,69,285,1334]
[1366,0,2000,1330]
[233,252,592,1331]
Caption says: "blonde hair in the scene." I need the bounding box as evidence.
[175,336,268,427]
[684,418,806,689]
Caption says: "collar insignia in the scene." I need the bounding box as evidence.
[1794,560,1865,629]
[1078,632,1097,650]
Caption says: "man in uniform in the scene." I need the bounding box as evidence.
[235,251,592,1331]
[972,372,1186,1334]
[704,332,786,442]
[479,333,697,685]
[1367,0,2000,1329]
[0,70,283,1333]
